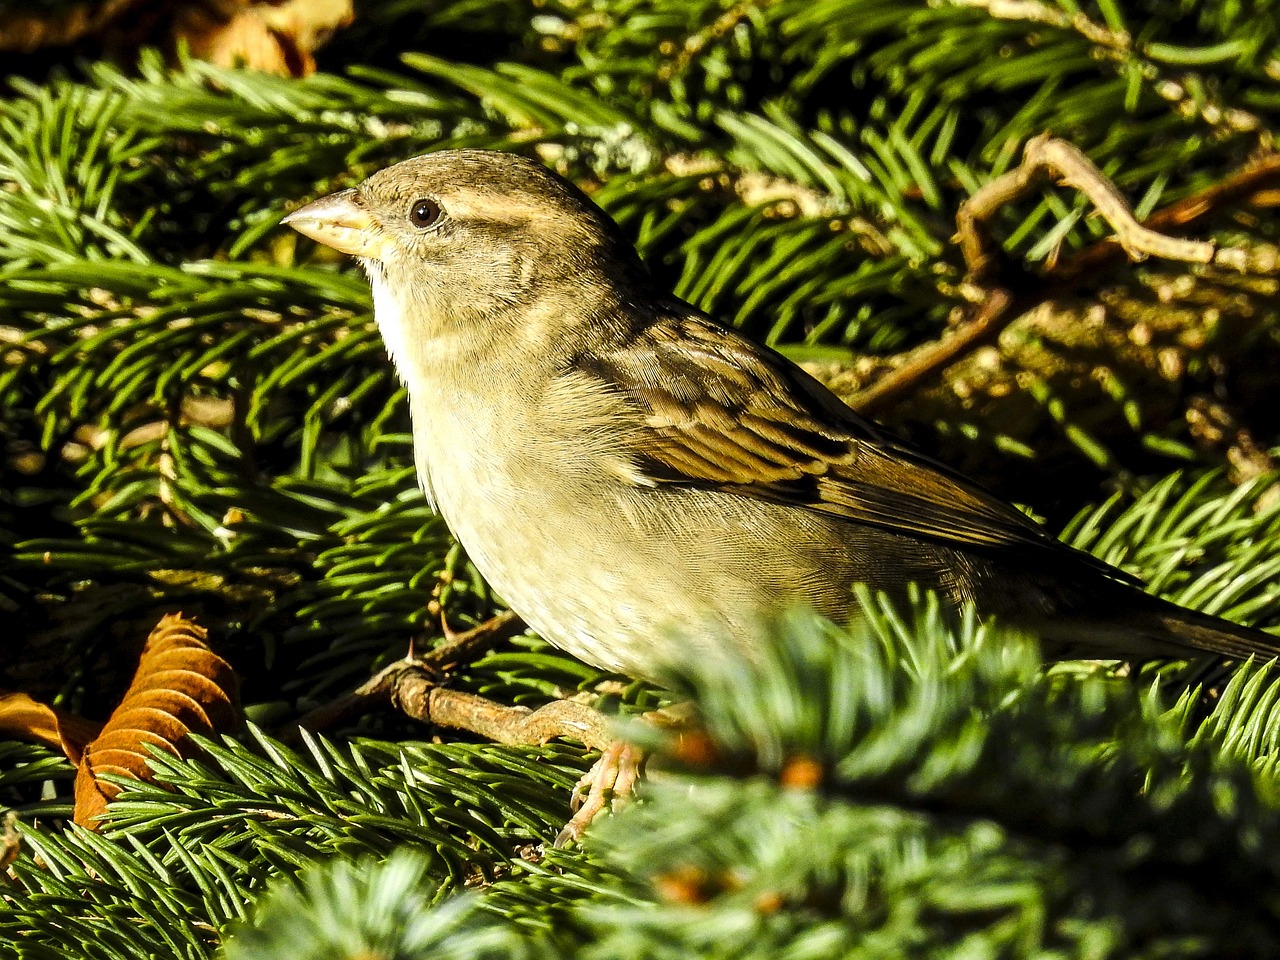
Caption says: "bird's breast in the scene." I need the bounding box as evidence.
[407,376,663,672]
[403,369,872,679]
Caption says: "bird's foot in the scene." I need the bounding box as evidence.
[556,739,646,847]
[358,680,635,843]
[299,609,675,846]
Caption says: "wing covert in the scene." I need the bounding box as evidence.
[573,307,1136,583]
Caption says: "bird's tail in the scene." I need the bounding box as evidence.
[1124,592,1280,662]
[1032,587,1280,662]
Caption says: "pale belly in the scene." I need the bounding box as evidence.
[406,371,963,679]
[438,480,754,675]
[424,441,858,678]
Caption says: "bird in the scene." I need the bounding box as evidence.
[283,149,1279,683]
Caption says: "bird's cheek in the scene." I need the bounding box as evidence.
[446,252,524,309]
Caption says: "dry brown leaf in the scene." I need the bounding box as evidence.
[74,613,240,830]
[176,3,295,74]
[0,691,103,765]
[0,0,137,53]
[0,811,19,870]
[176,0,352,76]
[0,0,354,78]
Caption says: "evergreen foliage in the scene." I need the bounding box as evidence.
[4,1,1280,957]
[10,588,1280,958]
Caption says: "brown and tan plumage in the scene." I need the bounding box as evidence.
[285,148,1279,677]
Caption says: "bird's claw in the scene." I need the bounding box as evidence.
[555,740,645,847]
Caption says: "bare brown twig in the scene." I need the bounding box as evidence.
[290,610,525,735]
[852,136,1280,415]
[1054,152,1280,283]
[389,681,613,752]
[949,1,1267,132]
[956,134,1216,282]
[853,290,1012,415]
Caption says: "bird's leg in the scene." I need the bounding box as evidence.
[296,609,688,843]
[380,670,641,844]
[377,663,693,844]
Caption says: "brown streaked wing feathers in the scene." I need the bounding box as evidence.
[576,309,1138,584]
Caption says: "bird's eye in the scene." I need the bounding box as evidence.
[408,198,444,229]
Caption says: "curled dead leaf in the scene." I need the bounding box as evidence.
[0,691,103,765]
[0,0,353,78]
[177,0,355,76]
[74,613,240,830]
[0,811,19,870]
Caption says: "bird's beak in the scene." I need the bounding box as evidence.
[282,189,385,259]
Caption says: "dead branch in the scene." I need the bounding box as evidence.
[290,610,525,735]
[852,137,1280,416]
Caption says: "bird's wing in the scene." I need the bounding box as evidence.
[576,308,1136,581]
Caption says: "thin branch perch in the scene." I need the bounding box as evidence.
[291,611,526,735]
[853,137,1280,415]
[956,133,1216,282]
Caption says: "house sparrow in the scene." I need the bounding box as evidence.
[284,149,1278,680]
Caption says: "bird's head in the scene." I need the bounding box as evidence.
[283,150,650,367]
